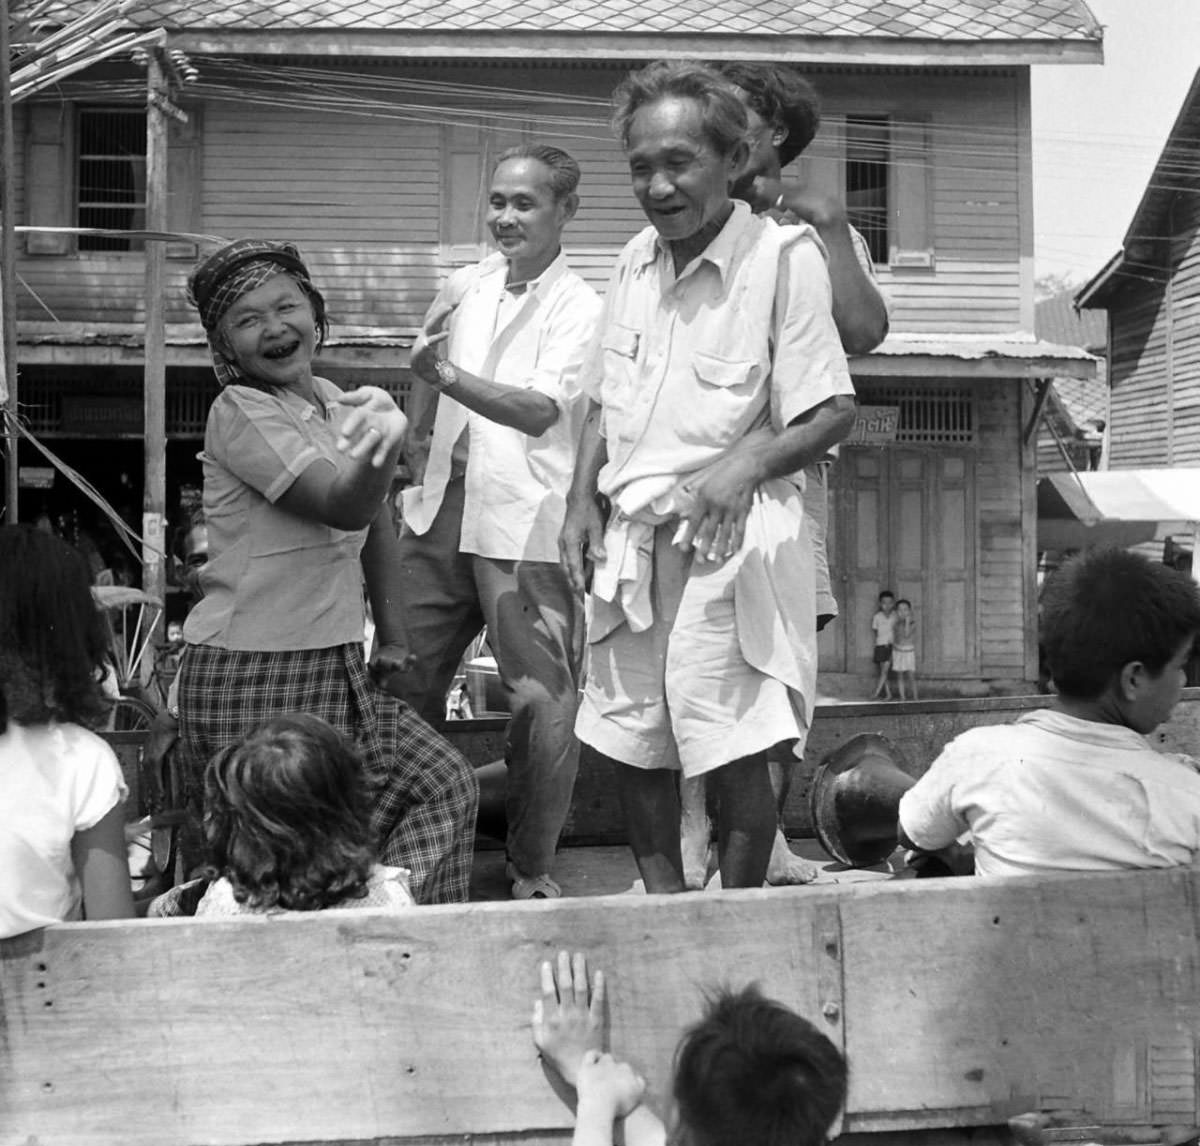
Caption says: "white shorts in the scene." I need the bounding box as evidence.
[576,506,810,780]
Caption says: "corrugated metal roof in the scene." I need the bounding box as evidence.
[1034,289,1106,351]
[17,324,1099,381]
[865,332,1096,362]
[15,0,1102,44]
[1050,374,1107,429]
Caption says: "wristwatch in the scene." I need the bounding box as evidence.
[433,359,459,389]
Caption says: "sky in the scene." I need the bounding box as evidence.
[1030,0,1200,285]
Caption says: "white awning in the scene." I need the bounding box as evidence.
[1038,468,1200,551]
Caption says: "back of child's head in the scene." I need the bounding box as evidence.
[0,523,110,734]
[203,713,374,911]
[672,984,847,1146]
[1041,548,1200,700]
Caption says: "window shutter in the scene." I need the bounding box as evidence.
[441,117,525,265]
[795,113,844,204]
[25,101,72,255]
[891,117,933,268]
[166,107,202,259]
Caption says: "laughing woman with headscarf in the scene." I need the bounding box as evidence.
[178,239,477,903]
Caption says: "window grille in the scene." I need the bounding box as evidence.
[77,107,147,252]
[845,115,889,265]
[858,384,976,445]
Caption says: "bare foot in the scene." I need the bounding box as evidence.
[765,830,819,885]
[680,775,712,891]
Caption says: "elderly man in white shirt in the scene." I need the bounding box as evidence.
[396,143,601,900]
[560,61,857,893]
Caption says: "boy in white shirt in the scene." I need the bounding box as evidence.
[870,590,896,700]
[899,549,1200,877]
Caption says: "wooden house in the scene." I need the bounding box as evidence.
[7,0,1102,691]
[1076,67,1200,471]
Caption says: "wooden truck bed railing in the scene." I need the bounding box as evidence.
[3,866,1199,1146]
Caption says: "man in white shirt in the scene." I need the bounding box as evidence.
[560,61,856,893]
[900,549,1200,876]
[395,144,602,900]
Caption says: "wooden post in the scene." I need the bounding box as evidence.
[1,0,19,524]
[142,54,167,623]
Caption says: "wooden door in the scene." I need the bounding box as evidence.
[823,447,976,678]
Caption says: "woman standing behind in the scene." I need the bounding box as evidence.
[179,239,477,903]
[0,525,135,937]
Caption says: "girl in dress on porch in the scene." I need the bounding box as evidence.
[892,599,919,701]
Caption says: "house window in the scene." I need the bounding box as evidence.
[845,115,889,265]
[77,107,146,251]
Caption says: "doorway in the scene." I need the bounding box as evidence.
[820,446,977,679]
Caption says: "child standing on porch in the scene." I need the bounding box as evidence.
[892,599,918,700]
[870,590,896,700]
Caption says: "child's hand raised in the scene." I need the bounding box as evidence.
[532,950,606,1087]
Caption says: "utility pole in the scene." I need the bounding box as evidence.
[1,0,19,524]
[142,51,167,607]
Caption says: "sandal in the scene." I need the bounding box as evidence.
[506,863,561,900]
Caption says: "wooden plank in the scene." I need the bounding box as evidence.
[5,868,1200,1145]
[839,868,1200,1133]
[0,888,837,1145]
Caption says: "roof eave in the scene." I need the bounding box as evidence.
[1113,66,1200,252]
[161,29,1105,64]
[1075,249,1125,310]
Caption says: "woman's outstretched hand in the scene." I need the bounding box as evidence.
[333,386,408,468]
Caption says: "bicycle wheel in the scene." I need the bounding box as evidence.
[112,694,157,732]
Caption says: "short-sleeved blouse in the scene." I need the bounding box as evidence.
[184,377,371,651]
[0,721,128,938]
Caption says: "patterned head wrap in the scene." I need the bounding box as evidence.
[187,239,329,387]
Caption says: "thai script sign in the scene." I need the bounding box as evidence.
[846,404,900,445]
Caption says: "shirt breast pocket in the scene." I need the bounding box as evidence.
[678,351,762,446]
[600,323,641,406]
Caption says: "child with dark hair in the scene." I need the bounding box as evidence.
[191,713,413,915]
[533,952,846,1146]
[0,524,134,937]
[899,548,1200,876]
[870,590,896,700]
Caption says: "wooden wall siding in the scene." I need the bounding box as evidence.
[1166,197,1200,462]
[1106,186,1200,469]
[807,69,1025,334]
[974,379,1029,678]
[1108,289,1173,467]
[16,64,1028,334]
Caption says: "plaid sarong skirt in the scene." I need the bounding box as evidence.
[177,643,478,904]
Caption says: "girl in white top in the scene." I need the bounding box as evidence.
[0,525,134,939]
[193,713,414,917]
